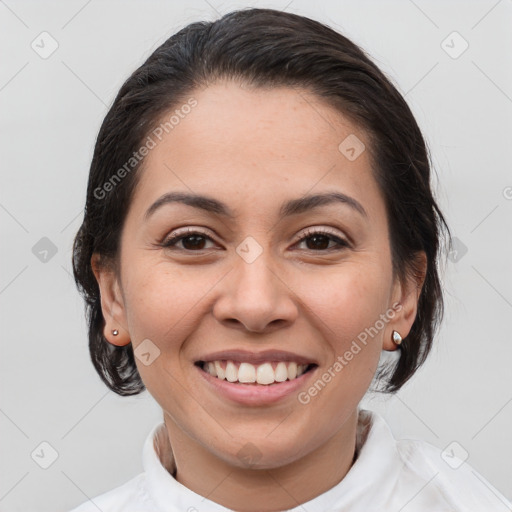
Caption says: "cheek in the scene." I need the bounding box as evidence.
[123,262,218,342]
[298,262,391,403]
[123,264,204,404]
[304,263,391,346]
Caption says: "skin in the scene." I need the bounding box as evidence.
[92,81,426,512]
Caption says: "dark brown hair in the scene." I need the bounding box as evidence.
[72,7,450,396]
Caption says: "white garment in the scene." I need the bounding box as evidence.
[69,409,511,511]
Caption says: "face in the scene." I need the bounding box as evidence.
[94,82,421,470]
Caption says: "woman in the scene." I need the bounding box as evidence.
[70,7,511,511]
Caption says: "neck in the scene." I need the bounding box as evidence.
[162,410,359,512]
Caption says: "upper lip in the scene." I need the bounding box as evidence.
[195,349,318,366]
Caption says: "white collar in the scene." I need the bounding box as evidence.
[142,409,403,511]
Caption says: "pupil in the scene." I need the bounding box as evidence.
[307,235,329,250]
[180,234,331,251]
[183,235,205,250]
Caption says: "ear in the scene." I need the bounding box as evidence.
[383,251,427,351]
[91,253,131,347]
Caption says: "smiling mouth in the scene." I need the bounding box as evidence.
[195,360,317,385]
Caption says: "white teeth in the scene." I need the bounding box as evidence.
[225,361,238,382]
[238,362,256,383]
[256,363,275,385]
[202,360,311,385]
[287,362,297,380]
[297,364,307,377]
[275,362,288,382]
[214,361,225,380]
[207,361,216,376]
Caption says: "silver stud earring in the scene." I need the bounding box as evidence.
[392,330,402,346]
[111,329,119,336]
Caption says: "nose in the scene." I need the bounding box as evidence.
[212,249,299,334]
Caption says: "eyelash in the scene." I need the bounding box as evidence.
[160,227,349,253]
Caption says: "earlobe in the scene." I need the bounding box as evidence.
[91,253,131,347]
[391,330,402,346]
[106,326,131,347]
[384,251,427,351]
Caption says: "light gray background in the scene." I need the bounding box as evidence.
[1,0,511,510]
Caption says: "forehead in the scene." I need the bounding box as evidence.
[129,82,383,220]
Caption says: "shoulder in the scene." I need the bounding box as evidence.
[68,472,156,512]
[395,436,512,510]
[353,410,511,511]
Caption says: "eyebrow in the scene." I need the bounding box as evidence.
[144,190,368,222]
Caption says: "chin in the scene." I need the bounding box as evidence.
[212,426,316,470]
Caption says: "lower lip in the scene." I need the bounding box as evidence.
[196,364,318,406]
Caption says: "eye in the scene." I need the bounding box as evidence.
[160,228,216,251]
[294,228,349,251]
[161,227,349,253]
